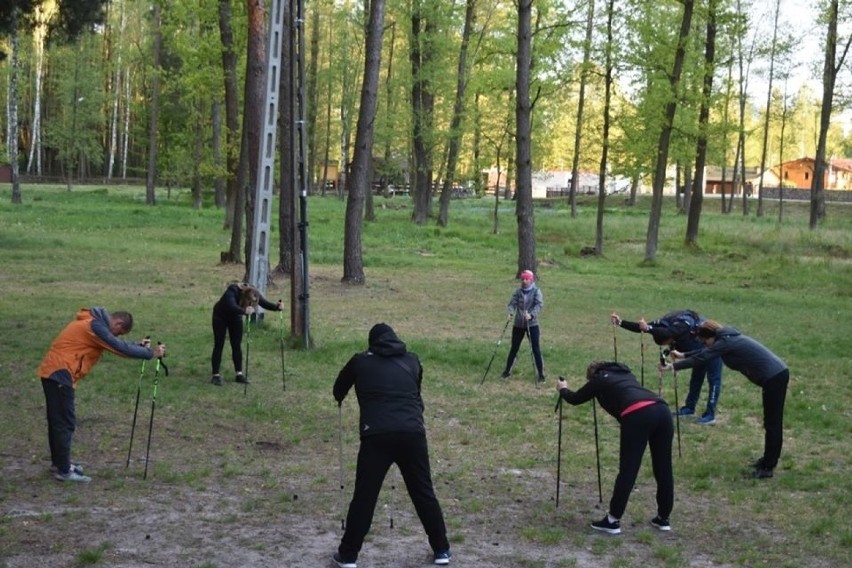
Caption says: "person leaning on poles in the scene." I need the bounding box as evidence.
[659,320,789,480]
[38,307,166,483]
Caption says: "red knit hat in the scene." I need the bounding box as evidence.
[520,270,535,281]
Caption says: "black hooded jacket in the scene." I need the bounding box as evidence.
[333,326,426,438]
[559,362,667,423]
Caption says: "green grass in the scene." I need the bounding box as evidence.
[0,184,850,567]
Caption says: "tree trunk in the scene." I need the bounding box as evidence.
[240,0,266,275]
[570,0,595,219]
[810,0,849,228]
[27,7,48,177]
[644,0,694,262]
[145,3,162,206]
[515,0,536,274]
[9,10,21,204]
[219,0,241,222]
[686,0,717,246]
[410,2,435,225]
[145,2,163,205]
[192,111,204,209]
[278,0,295,278]
[757,0,781,218]
[437,0,476,227]
[212,101,225,207]
[306,0,320,191]
[593,0,614,256]
[342,0,386,284]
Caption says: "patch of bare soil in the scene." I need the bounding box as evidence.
[1,455,684,568]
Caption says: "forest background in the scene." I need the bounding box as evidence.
[0,0,851,323]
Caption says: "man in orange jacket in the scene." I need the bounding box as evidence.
[38,307,166,482]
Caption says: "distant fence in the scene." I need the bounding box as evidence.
[761,187,852,203]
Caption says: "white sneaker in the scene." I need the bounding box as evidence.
[50,463,84,475]
[53,470,92,483]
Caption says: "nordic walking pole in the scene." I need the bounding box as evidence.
[243,315,251,397]
[640,330,646,387]
[389,466,396,529]
[555,392,564,508]
[592,399,603,503]
[337,401,345,530]
[279,310,286,391]
[481,316,512,385]
[658,348,664,396]
[126,342,149,468]
[673,366,682,458]
[525,314,539,387]
[143,346,167,480]
[612,322,618,362]
[659,350,681,458]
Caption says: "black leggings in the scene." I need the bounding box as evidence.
[211,313,244,375]
[610,402,674,520]
[760,369,789,470]
[504,325,544,376]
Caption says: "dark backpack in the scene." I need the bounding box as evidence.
[657,310,701,338]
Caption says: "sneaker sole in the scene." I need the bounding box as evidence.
[53,474,92,483]
[591,525,621,535]
[650,522,671,531]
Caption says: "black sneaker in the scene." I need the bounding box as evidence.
[537,374,546,383]
[591,516,621,534]
[211,374,223,386]
[750,467,774,479]
[235,373,249,384]
[650,517,671,531]
[433,549,452,565]
[333,552,357,568]
[500,370,510,379]
[749,457,767,469]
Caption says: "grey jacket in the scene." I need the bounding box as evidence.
[507,283,543,328]
[674,326,787,387]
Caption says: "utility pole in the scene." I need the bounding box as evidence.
[292,0,311,348]
[248,0,311,347]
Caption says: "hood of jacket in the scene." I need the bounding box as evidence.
[367,323,408,357]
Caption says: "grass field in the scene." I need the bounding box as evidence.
[0,184,850,568]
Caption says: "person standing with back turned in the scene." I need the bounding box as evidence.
[501,269,545,382]
[332,323,451,568]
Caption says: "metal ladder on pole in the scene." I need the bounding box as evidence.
[248,0,286,304]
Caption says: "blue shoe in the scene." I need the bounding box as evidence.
[433,549,452,565]
[697,412,715,425]
[674,406,694,417]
